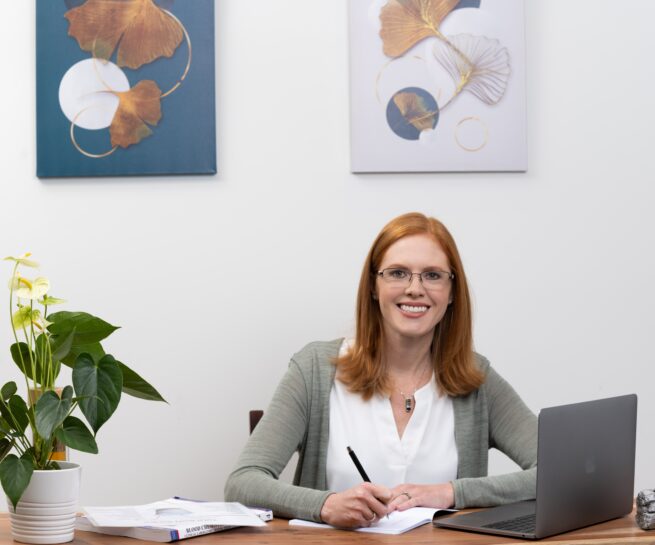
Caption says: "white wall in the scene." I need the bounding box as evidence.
[1,0,653,509]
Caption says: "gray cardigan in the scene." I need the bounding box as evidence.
[224,339,537,521]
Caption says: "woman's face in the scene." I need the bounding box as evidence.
[374,234,453,346]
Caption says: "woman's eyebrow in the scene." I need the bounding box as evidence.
[381,263,447,270]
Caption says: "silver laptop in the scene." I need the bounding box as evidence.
[435,394,637,539]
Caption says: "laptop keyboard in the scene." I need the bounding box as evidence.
[483,513,536,533]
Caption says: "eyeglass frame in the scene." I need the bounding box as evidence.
[375,267,455,288]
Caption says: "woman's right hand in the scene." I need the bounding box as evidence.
[320,483,392,528]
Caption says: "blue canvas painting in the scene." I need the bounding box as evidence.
[36,0,216,177]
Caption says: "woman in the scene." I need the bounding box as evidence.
[224,213,536,528]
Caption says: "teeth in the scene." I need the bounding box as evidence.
[400,305,428,313]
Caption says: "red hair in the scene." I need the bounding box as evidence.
[337,212,483,398]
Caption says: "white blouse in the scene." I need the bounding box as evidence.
[326,342,458,492]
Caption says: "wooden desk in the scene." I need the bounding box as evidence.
[1,512,652,545]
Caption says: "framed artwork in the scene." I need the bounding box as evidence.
[36,0,216,177]
[349,0,527,173]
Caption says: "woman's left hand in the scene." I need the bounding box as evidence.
[388,482,455,512]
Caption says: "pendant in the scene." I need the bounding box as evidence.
[404,396,413,413]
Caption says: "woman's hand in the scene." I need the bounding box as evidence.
[388,482,455,512]
[320,483,393,528]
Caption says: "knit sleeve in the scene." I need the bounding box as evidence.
[453,366,537,508]
[224,358,332,521]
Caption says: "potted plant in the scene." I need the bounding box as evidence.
[0,253,165,544]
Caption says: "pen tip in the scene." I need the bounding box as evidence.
[346,446,352,453]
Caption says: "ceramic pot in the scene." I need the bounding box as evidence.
[7,462,81,544]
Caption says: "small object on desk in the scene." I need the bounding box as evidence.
[78,497,267,542]
[636,489,655,530]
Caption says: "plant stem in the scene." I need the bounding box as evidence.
[8,264,32,397]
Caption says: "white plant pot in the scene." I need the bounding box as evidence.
[6,462,81,544]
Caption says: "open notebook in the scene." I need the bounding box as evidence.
[290,507,456,535]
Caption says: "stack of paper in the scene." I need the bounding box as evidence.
[76,497,270,542]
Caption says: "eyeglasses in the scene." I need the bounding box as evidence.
[376,268,455,289]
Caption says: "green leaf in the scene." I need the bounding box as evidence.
[39,295,66,306]
[73,353,122,433]
[51,329,76,362]
[0,417,12,435]
[48,311,119,345]
[35,391,72,440]
[0,438,13,460]
[61,386,73,402]
[55,416,98,454]
[0,396,29,434]
[118,362,166,402]
[10,343,41,381]
[1,382,17,401]
[60,342,105,368]
[0,455,34,510]
[34,331,73,370]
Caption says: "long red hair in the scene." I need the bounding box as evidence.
[337,212,483,398]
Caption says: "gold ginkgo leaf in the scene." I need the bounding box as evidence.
[65,0,184,69]
[110,80,162,149]
[433,34,511,105]
[379,0,460,58]
[393,91,437,132]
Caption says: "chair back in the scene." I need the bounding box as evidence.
[249,410,263,434]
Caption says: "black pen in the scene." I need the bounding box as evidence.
[347,446,389,519]
[347,446,371,482]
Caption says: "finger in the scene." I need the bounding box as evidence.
[360,495,390,519]
[363,482,393,503]
[359,484,392,517]
[395,495,417,512]
[353,508,376,527]
[388,492,407,508]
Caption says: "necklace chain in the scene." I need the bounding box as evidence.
[397,364,432,413]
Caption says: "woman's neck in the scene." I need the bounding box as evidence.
[382,334,433,377]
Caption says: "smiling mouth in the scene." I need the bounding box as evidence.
[398,304,429,314]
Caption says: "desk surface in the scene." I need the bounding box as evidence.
[1,512,652,545]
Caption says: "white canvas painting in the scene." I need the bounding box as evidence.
[349,0,527,172]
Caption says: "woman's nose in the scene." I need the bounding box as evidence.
[405,273,425,294]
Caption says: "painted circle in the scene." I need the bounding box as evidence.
[58,59,130,131]
[386,87,439,141]
[454,116,488,152]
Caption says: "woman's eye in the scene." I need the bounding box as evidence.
[389,269,408,279]
[423,271,442,281]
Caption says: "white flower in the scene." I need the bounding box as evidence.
[3,253,39,268]
[9,276,50,300]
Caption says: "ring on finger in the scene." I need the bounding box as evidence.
[401,491,412,501]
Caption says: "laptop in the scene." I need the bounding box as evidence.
[435,394,637,539]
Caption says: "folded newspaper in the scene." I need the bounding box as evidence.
[77,497,270,542]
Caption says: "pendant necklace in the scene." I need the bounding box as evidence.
[398,365,432,413]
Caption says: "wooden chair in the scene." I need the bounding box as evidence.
[249,410,263,434]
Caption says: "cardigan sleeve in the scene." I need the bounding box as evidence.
[452,366,538,508]
[223,359,332,521]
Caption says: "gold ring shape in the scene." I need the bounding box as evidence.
[454,116,488,152]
